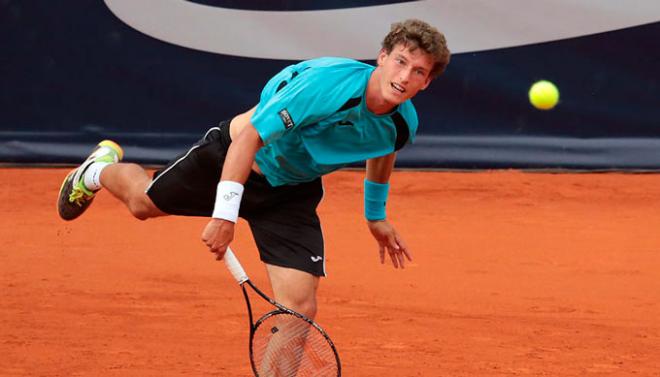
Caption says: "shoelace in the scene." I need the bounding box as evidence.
[68,183,94,207]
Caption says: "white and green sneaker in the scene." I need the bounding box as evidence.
[57,140,124,221]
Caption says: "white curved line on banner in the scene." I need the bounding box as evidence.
[104,0,660,59]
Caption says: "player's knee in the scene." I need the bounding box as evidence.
[268,265,320,319]
[127,196,157,220]
[287,296,317,319]
[128,204,149,220]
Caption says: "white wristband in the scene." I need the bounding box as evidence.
[212,181,244,222]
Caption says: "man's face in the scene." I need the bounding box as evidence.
[376,43,434,106]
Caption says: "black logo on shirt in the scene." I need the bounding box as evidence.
[278,109,295,130]
[337,120,354,127]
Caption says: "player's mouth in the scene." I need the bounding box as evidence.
[391,82,406,94]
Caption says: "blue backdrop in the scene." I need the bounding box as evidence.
[1,1,659,169]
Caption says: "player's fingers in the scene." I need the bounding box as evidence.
[388,247,399,268]
[398,244,413,263]
[394,233,407,251]
[394,234,413,261]
[379,245,385,264]
[405,242,414,259]
[388,234,400,250]
[214,249,227,260]
[201,232,211,247]
[209,239,227,254]
[402,247,413,262]
[213,244,228,260]
[396,248,406,268]
[206,243,217,253]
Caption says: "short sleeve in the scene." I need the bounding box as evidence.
[250,62,361,145]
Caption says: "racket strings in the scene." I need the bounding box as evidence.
[252,313,338,377]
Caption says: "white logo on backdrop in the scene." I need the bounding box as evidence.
[104,0,660,60]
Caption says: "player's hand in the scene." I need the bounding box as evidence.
[201,218,235,260]
[367,220,412,269]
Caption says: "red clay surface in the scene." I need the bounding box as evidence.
[2,168,660,376]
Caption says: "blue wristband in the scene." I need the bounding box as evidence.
[364,179,389,221]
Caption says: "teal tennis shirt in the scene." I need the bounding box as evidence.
[251,57,418,186]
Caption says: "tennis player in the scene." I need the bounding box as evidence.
[57,19,450,320]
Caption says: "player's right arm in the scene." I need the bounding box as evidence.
[202,109,264,259]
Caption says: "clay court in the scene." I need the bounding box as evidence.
[1,168,659,376]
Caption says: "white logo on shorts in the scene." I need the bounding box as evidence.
[310,256,323,262]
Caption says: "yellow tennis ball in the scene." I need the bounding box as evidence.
[529,80,559,110]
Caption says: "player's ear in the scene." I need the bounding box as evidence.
[420,76,432,90]
[376,49,388,66]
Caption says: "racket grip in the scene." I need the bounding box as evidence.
[223,247,249,284]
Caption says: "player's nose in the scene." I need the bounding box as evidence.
[399,67,412,83]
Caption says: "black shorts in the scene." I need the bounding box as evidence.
[146,121,326,276]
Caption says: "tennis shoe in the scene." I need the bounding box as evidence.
[57,140,123,221]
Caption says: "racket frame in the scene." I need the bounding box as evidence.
[224,247,341,376]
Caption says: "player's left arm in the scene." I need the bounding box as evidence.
[365,153,413,268]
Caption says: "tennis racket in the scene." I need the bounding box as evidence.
[222,247,341,377]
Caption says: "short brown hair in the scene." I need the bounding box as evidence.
[381,19,451,77]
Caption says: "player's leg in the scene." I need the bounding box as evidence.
[266,264,320,319]
[58,122,232,221]
[57,140,167,221]
[242,175,326,319]
[262,264,320,375]
[99,163,166,220]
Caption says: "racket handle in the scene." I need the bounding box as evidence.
[223,247,249,284]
